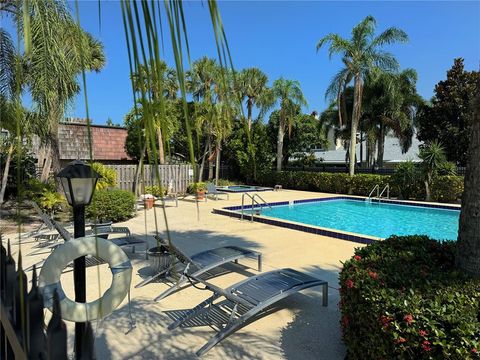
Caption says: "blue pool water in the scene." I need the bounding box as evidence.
[249,199,460,240]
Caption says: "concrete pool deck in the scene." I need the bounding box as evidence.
[6,189,367,359]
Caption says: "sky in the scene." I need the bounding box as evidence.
[3,1,480,125]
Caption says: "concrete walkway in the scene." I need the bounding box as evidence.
[6,189,362,359]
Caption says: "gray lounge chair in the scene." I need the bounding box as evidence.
[206,183,229,201]
[167,268,328,356]
[135,236,262,301]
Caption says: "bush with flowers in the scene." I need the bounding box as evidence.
[339,235,480,359]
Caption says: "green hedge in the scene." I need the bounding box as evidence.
[431,176,464,203]
[340,236,480,359]
[86,189,135,223]
[256,171,463,203]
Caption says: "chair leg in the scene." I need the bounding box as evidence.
[322,283,328,307]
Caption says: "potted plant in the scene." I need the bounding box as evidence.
[142,194,155,209]
[187,182,207,200]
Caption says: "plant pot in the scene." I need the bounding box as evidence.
[147,245,172,273]
[197,190,205,200]
[144,198,155,210]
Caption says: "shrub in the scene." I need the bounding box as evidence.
[91,162,117,190]
[391,161,424,200]
[217,179,238,186]
[431,175,464,203]
[86,189,135,223]
[187,182,206,194]
[340,236,480,359]
[349,174,389,196]
[144,185,166,197]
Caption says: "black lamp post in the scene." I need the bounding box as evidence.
[57,160,100,359]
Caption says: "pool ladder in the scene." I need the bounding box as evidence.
[367,184,390,203]
[240,193,272,222]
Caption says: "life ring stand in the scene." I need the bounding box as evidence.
[39,236,133,322]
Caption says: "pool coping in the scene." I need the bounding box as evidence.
[216,185,274,193]
[213,196,461,245]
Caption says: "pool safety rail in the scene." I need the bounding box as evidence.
[240,193,272,221]
[367,184,390,203]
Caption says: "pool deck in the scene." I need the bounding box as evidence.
[4,189,458,359]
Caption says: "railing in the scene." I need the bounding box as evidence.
[366,184,390,203]
[379,184,390,200]
[0,239,95,359]
[367,184,380,201]
[240,193,272,222]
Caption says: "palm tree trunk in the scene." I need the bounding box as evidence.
[40,144,52,182]
[377,122,385,167]
[424,175,432,202]
[157,126,165,165]
[247,98,253,131]
[208,140,214,180]
[215,140,221,186]
[276,120,285,172]
[456,83,480,276]
[349,74,362,176]
[0,143,14,204]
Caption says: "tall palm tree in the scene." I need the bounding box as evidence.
[23,0,105,181]
[456,77,480,276]
[131,59,178,164]
[188,57,219,180]
[317,15,408,176]
[236,68,270,130]
[271,78,307,171]
[362,68,422,166]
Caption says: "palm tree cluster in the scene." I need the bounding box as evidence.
[317,15,417,176]
[126,54,313,183]
[0,0,105,203]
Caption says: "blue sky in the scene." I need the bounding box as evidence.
[5,1,480,125]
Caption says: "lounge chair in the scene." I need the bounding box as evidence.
[206,183,229,201]
[167,268,328,356]
[135,236,262,301]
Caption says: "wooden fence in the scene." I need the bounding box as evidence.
[0,240,95,359]
[107,164,194,193]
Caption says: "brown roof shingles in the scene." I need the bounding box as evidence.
[57,123,131,161]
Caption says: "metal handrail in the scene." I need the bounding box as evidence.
[240,193,272,221]
[378,184,390,200]
[367,184,380,200]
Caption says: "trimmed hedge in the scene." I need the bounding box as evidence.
[340,236,480,359]
[431,176,464,203]
[86,189,135,223]
[256,171,463,203]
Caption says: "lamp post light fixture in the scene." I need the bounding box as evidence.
[57,160,101,359]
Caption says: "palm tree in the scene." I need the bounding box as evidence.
[22,0,105,181]
[236,68,270,130]
[188,57,219,180]
[131,59,178,164]
[362,68,422,166]
[271,78,307,171]
[317,15,408,176]
[456,77,480,276]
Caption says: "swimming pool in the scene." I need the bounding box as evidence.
[215,197,461,243]
[218,185,273,193]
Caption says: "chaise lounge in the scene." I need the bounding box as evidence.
[206,183,229,201]
[135,236,262,302]
[167,268,328,356]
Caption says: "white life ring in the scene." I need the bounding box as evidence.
[39,236,132,322]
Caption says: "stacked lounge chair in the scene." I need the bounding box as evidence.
[135,236,262,300]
